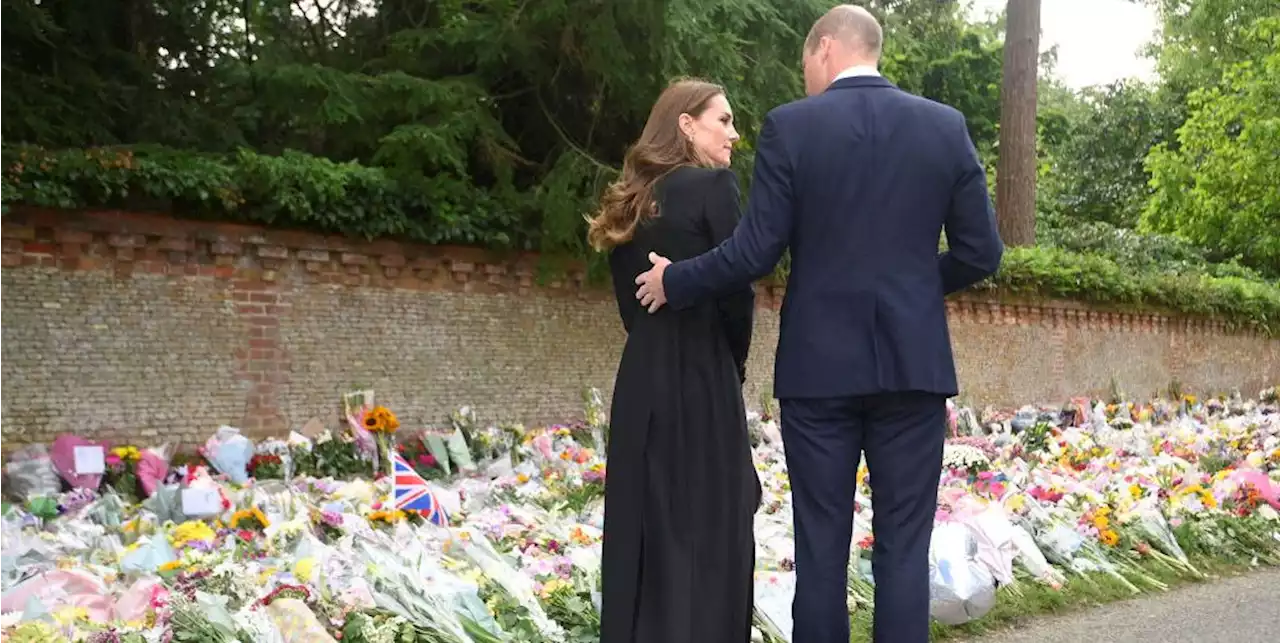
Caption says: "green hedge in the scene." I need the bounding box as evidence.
[4,144,1278,335]
[981,246,1279,334]
[0,144,531,248]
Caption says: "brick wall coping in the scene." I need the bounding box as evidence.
[0,206,1261,338]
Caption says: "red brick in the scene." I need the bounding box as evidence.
[341,252,369,266]
[151,236,187,252]
[258,245,289,259]
[107,233,145,248]
[211,240,242,255]
[55,229,94,244]
[2,226,36,240]
[23,242,57,255]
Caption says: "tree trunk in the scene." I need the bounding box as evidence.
[995,0,1041,247]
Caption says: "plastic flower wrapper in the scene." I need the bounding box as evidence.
[135,444,172,498]
[1008,523,1064,587]
[201,426,256,484]
[49,435,107,491]
[752,570,795,643]
[141,484,186,525]
[927,522,997,626]
[248,480,308,527]
[446,530,564,639]
[80,491,126,530]
[4,444,61,502]
[956,504,1019,585]
[120,535,177,575]
[1128,508,1192,564]
[231,603,288,643]
[352,538,487,642]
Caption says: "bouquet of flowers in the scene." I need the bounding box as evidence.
[248,454,285,480]
[104,446,143,501]
[360,404,401,477]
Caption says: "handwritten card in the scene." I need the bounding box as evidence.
[73,446,105,475]
[181,488,222,516]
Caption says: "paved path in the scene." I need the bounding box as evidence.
[969,568,1280,643]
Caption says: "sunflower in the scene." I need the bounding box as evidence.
[1099,529,1120,547]
[362,405,400,434]
[230,506,271,530]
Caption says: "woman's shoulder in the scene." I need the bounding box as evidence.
[660,165,739,200]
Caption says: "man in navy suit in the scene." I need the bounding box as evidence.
[634,5,1004,642]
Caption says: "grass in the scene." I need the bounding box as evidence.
[848,557,1266,642]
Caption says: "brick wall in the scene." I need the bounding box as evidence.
[3,208,1278,448]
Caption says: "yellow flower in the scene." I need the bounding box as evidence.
[516,473,530,484]
[1200,492,1218,509]
[1129,484,1143,499]
[1100,530,1120,547]
[52,606,89,626]
[158,560,184,573]
[230,506,271,530]
[1005,494,1026,513]
[294,557,316,582]
[170,521,216,547]
[1093,515,1110,530]
[539,577,569,599]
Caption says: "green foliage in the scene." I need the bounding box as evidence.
[1,144,530,248]
[988,245,1280,334]
[1040,220,1271,281]
[1142,16,1280,276]
[1038,81,1168,228]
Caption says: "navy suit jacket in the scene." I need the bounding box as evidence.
[662,75,1004,399]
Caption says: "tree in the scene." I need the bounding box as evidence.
[994,0,1041,246]
[1142,16,1280,275]
[1038,81,1166,228]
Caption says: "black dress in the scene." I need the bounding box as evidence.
[599,166,763,643]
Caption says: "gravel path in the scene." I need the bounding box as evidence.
[967,568,1280,643]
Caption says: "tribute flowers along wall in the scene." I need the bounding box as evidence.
[2,207,1277,447]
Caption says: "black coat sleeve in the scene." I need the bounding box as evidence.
[701,169,756,383]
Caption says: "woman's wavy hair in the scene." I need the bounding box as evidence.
[586,78,726,252]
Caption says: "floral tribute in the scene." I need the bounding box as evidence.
[1,387,1278,643]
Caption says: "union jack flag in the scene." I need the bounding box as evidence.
[392,453,449,526]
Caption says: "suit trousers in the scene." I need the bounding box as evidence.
[781,392,947,643]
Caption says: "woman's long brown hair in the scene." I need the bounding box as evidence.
[586,78,726,252]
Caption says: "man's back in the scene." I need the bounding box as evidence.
[767,75,1002,399]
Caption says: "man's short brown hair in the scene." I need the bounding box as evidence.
[804,4,884,58]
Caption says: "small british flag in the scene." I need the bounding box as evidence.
[392,453,449,526]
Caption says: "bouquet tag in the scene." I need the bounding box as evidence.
[73,446,105,474]
[181,488,222,516]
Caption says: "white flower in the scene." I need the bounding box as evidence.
[942,444,990,471]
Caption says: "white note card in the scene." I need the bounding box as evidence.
[73,446,105,475]
[181,488,222,516]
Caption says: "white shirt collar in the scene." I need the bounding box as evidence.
[833,65,881,82]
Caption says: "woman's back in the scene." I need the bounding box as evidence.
[599,164,761,643]
[609,166,729,332]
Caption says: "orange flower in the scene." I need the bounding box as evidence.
[1100,529,1119,547]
